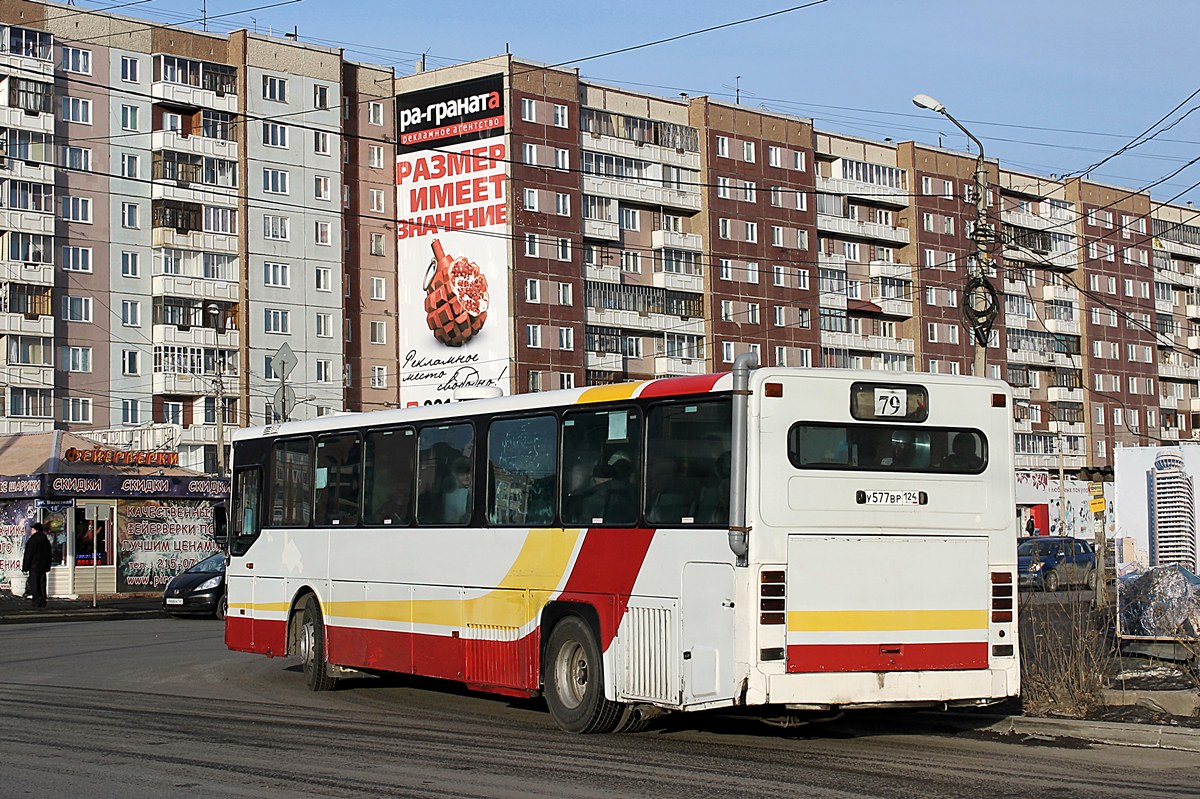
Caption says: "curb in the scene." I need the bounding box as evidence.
[0,608,167,625]
[935,712,1200,752]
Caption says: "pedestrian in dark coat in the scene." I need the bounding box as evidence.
[21,522,52,608]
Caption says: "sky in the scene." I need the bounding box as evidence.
[79,0,1200,205]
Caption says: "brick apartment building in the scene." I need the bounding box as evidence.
[2,1,1199,479]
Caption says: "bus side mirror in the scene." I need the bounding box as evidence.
[213,505,228,547]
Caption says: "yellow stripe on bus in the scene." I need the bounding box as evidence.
[577,383,641,404]
[324,527,582,628]
[787,609,988,632]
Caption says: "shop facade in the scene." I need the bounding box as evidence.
[0,432,228,597]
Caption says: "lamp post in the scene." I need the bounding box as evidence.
[207,303,226,476]
[913,93,996,378]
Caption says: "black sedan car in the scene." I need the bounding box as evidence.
[162,552,227,619]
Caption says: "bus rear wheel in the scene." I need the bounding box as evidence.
[299,599,337,692]
[544,616,621,734]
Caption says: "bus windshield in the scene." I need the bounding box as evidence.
[787,423,987,474]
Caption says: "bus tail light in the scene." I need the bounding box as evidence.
[990,572,1012,623]
[760,570,786,625]
[764,382,783,398]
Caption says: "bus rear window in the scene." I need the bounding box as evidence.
[788,423,987,474]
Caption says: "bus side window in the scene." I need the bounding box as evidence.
[231,466,261,557]
[560,408,641,527]
[416,423,475,526]
[315,433,363,527]
[363,428,416,526]
[645,400,731,526]
[269,438,314,527]
[486,415,558,526]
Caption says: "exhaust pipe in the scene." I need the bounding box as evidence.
[728,351,758,566]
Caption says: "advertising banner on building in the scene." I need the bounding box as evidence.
[116,499,218,592]
[396,73,511,406]
[0,499,36,591]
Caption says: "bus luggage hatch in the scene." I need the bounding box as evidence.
[784,535,990,673]
[681,562,736,704]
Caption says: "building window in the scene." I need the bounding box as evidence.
[558,282,573,305]
[722,341,735,363]
[58,48,87,76]
[316,312,333,338]
[61,96,92,124]
[315,266,332,292]
[121,251,140,278]
[371,277,386,300]
[65,346,91,372]
[314,84,330,109]
[719,259,732,280]
[716,136,729,158]
[263,75,287,102]
[315,359,333,383]
[368,145,384,168]
[60,196,92,223]
[314,130,331,155]
[620,207,639,230]
[559,373,575,390]
[371,365,387,389]
[120,104,139,131]
[559,327,574,351]
[521,97,536,122]
[718,218,730,240]
[369,188,385,212]
[62,295,92,322]
[743,141,755,162]
[61,146,91,172]
[524,233,538,257]
[526,324,542,348]
[123,350,141,376]
[315,221,332,246]
[555,192,570,215]
[263,122,289,148]
[368,101,384,125]
[768,146,782,167]
[263,168,289,194]
[370,232,386,256]
[370,321,386,344]
[720,300,733,322]
[745,222,758,243]
[263,215,290,240]
[121,153,140,179]
[263,261,289,287]
[314,175,331,201]
[523,188,539,212]
[526,279,541,303]
[554,148,569,170]
[121,300,141,327]
[522,142,537,165]
[120,56,139,82]
[557,238,571,261]
[264,309,290,334]
[61,246,92,272]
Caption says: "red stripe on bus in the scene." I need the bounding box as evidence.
[786,642,989,672]
[637,373,725,399]
[225,615,287,657]
[557,527,656,649]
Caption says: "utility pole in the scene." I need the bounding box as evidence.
[1055,419,1066,535]
[214,355,226,476]
[912,94,999,376]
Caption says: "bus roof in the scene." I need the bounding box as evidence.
[233,368,1010,442]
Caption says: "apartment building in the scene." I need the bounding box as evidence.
[6,2,1200,481]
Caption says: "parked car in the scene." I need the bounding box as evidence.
[162,552,227,618]
[1017,536,1096,591]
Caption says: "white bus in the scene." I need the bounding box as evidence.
[224,359,1019,732]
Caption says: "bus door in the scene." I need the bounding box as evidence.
[681,562,736,705]
[226,466,264,652]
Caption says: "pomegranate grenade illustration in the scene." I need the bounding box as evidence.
[423,239,489,346]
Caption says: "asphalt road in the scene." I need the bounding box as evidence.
[0,618,1197,799]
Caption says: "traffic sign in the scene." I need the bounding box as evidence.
[273,385,296,420]
[1089,497,1106,513]
[1089,481,1104,497]
[270,343,298,378]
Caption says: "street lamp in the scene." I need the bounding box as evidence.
[913,93,998,378]
[206,303,226,476]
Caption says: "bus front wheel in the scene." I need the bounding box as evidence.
[544,616,621,734]
[299,599,337,692]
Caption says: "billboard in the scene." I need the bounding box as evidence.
[1114,445,1200,575]
[116,499,218,592]
[396,74,511,406]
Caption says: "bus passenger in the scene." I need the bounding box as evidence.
[939,433,983,471]
[441,457,473,523]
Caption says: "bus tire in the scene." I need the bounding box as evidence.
[1043,570,1060,592]
[300,599,337,692]
[544,615,620,734]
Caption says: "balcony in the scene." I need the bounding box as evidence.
[582,132,701,171]
[818,252,849,270]
[0,364,53,388]
[1155,235,1200,259]
[654,355,704,376]
[0,105,54,134]
[1155,298,1175,314]
[585,351,623,372]
[1044,318,1080,336]
[179,424,222,446]
[1042,284,1079,303]
[1011,385,1032,400]
[1159,362,1200,380]
[152,323,240,350]
[0,417,53,436]
[150,129,238,161]
[1189,397,1200,413]
[0,48,54,78]
[1157,268,1190,288]
[1001,209,1055,231]
[1015,453,1088,471]
[1007,348,1076,368]
[150,181,238,207]
[582,175,701,212]
[152,227,237,253]
[815,175,909,207]
[651,230,702,252]
[651,270,702,293]
[585,262,620,284]
[151,81,238,113]
[583,218,619,241]
[1161,427,1182,442]
[868,261,913,281]
[1051,421,1085,437]
[868,292,913,317]
[1005,246,1076,270]
[0,209,54,235]
[821,331,914,355]
[1047,386,1084,403]
[153,372,208,396]
[1186,305,1200,321]
[0,312,52,336]
[1004,312,1028,330]
[1188,335,1200,351]
[816,213,911,244]
[818,291,848,311]
[1159,394,1180,410]
[151,274,240,304]
[5,158,53,183]
[0,261,52,285]
[588,308,704,336]
[1003,277,1027,295]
